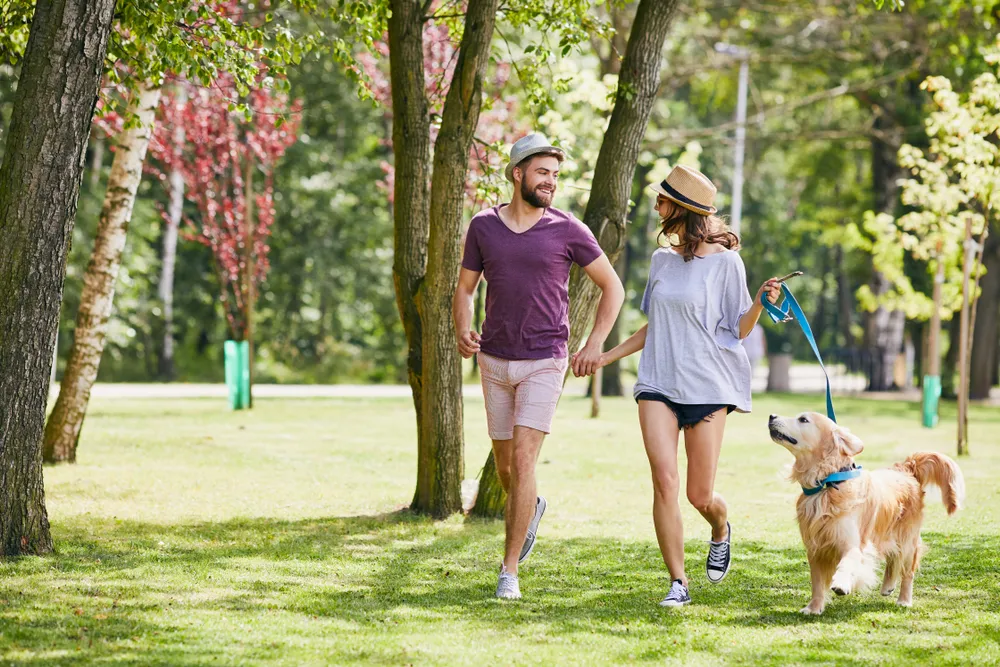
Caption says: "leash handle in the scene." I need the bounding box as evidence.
[760,282,837,423]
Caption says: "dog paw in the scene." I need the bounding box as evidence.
[800,604,824,615]
[880,587,895,596]
[831,585,849,596]
[896,599,912,608]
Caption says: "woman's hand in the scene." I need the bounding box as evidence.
[756,278,780,305]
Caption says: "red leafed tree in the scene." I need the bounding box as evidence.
[152,77,300,341]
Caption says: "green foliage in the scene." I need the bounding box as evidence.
[869,47,1000,319]
[494,1,613,113]
[1,1,318,120]
[258,54,404,383]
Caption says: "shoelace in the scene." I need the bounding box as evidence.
[665,581,687,601]
[707,541,729,569]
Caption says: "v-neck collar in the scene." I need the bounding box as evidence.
[495,204,548,235]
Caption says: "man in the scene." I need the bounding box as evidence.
[453,133,625,599]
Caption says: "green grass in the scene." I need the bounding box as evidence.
[2,391,999,665]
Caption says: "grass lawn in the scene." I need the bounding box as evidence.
[2,390,998,665]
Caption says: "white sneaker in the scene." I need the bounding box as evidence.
[659,579,691,607]
[518,496,547,564]
[495,565,521,600]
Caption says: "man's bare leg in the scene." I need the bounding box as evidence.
[491,439,513,492]
[502,425,545,574]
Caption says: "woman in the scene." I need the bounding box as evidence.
[576,165,778,607]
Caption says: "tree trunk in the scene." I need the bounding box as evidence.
[0,0,115,555]
[601,245,628,396]
[387,0,432,510]
[566,0,680,357]
[836,246,856,347]
[941,314,961,399]
[970,228,1000,399]
[766,353,792,392]
[42,84,160,463]
[470,449,505,519]
[159,85,186,381]
[863,121,906,391]
[89,131,105,191]
[416,0,499,518]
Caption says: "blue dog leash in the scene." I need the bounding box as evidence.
[759,281,837,423]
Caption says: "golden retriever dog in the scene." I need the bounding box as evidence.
[768,411,964,615]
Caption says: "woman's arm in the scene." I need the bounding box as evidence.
[599,323,648,367]
[738,278,780,338]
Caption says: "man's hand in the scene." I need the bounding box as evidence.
[571,342,603,377]
[458,330,481,358]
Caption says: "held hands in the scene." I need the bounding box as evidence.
[757,278,781,306]
[571,342,605,377]
[457,330,481,358]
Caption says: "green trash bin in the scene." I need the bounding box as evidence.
[921,374,941,428]
[224,340,250,410]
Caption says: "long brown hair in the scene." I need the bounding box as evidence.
[657,202,740,261]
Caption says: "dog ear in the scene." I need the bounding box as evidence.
[833,427,864,457]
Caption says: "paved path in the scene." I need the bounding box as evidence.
[70,364,999,405]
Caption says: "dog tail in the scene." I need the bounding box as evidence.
[896,452,965,515]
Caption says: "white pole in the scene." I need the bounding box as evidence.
[731,56,749,239]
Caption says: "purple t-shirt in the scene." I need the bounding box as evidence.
[461,205,603,360]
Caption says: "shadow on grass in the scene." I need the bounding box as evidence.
[1,512,997,664]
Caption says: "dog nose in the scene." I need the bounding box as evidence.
[769,414,777,422]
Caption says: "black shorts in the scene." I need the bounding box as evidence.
[635,392,735,430]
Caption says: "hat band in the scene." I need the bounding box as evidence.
[660,180,712,213]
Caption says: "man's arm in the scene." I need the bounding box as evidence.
[454,267,483,358]
[571,254,625,377]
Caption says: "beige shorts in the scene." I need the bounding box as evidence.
[477,352,568,440]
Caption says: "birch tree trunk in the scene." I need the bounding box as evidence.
[159,85,187,380]
[42,84,161,463]
[0,0,115,554]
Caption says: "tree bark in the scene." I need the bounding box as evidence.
[159,85,187,381]
[970,227,1000,399]
[387,0,432,510]
[0,0,115,554]
[42,84,161,464]
[416,0,499,518]
[566,0,680,357]
[470,449,505,519]
[836,246,856,347]
[863,120,906,391]
[89,131,105,191]
[601,245,628,396]
[941,313,961,398]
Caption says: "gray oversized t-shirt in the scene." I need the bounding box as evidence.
[633,247,754,413]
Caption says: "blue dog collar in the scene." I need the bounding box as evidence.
[802,465,862,496]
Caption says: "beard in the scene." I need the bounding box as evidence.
[521,179,554,208]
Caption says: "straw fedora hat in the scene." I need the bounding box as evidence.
[647,165,718,215]
[504,133,569,183]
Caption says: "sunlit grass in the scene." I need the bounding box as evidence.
[1,393,997,665]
